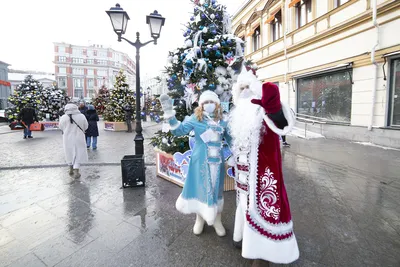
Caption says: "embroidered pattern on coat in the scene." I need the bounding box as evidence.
[259,167,280,221]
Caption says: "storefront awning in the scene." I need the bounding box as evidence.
[0,80,11,87]
[289,0,301,8]
[292,63,353,80]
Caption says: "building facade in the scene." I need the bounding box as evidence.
[53,43,136,101]
[233,0,400,147]
[8,71,56,93]
[0,61,11,110]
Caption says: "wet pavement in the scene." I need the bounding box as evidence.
[0,122,399,266]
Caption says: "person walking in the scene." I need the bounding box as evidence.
[18,103,39,139]
[123,103,133,133]
[59,103,88,179]
[85,105,99,150]
[282,135,291,147]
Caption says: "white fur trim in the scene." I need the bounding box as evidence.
[199,90,220,105]
[175,194,224,225]
[242,223,299,264]
[169,121,181,130]
[263,102,295,136]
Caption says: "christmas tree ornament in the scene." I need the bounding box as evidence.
[209,84,216,90]
[185,39,193,48]
[210,14,215,20]
[215,50,222,57]
[202,27,208,33]
[185,59,193,68]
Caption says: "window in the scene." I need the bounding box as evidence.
[97,69,107,77]
[252,26,261,52]
[271,10,282,42]
[87,50,93,57]
[297,69,353,123]
[98,51,107,58]
[73,48,82,55]
[59,56,66,62]
[87,59,94,65]
[334,0,349,8]
[97,78,105,87]
[87,88,95,98]
[58,77,66,88]
[97,60,107,65]
[72,58,84,64]
[87,69,94,76]
[73,68,84,75]
[58,46,65,53]
[296,0,312,28]
[389,58,400,126]
[88,78,94,88]
[73,78,84,98]
[59,67,66,74]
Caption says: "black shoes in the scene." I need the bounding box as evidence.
[283,142,290,147]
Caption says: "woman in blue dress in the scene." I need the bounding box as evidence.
[160,91,231,236]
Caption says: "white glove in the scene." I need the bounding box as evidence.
[227,156,235,167]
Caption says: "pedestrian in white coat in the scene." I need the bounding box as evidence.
[59,103,89,178]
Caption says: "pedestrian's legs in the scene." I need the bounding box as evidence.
[72,162,81,178]
[86,136,91,148]
[26,124,32,137]
[126,119,132,132]
[23,126,28,138]
[282,135,286,142]
[92,137,97,149]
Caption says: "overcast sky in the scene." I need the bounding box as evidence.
[0,0,246,79]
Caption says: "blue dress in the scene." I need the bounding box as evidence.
[168,113,231,225]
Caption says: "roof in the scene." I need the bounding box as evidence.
[8,73,55,82]
[0,60,10,66]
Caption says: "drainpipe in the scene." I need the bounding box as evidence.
[368,0,379,131]
[283,1,290,103]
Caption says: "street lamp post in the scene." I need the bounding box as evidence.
[106,3,165,155]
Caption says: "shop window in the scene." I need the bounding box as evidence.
[334,0,350,8]
[297,70,352,122]
[58,77,66,88]
[252,26,261,52]
[271,10,282,42]
[296,0,312,29]
[389,58,400,126]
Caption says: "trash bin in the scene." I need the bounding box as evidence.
[121,155,145,188]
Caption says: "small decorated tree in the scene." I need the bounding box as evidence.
[6,75,43,121]
[92,85,110,115]
[103,70,136,122]
[39,84,70,121]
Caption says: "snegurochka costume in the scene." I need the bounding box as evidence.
[160,90,231,236]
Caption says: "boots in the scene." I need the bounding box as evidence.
[213,213,226,237]
[73,169,81,179]
[193,214,205,235]
[68,166,73,175]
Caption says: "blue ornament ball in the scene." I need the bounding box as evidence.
[215,13,220,19]
[141,112,145,116]
[185,59,193,68]
[190,16,195,21]
[221,41,226,46]
[204,3,209,8]
[208,63,213,69]
[212,0,216,3]
[183,32,187,37]
[201,13,206,19]
[216,50,222,57]
[227,39,232,45]
[152,101,156,105]
[212,45,218,51]
[204,49,210,56]
[172,74,178,80]
[199,25,204,30]
[209,84,216,90]
[212,29,217,35]
[187,29,191,34]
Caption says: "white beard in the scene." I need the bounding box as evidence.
[229,97,264,150]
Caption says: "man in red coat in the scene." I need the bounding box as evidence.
[228,68,299,264]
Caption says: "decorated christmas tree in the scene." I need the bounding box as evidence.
[39,85,70,121]
[103,70,136,122]
[6,75,44,121]
[150,0,254,154]
[148,96,163,122]
[92,85,110,115]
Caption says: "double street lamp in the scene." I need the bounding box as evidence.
[106,4,165,155]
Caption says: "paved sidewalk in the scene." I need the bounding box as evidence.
[0,122,399,266]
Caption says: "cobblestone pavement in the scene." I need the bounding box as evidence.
[0,122,399,266]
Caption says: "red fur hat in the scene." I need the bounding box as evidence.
[251,82,281,114]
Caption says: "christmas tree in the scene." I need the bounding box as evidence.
[147,96,163,122]
[150,0,254,154]
[92,85,110,115]
[6,75,44,121]
[39,85,70,121]
[103,70,136,122]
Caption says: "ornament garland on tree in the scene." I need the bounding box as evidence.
[103,69,136,122]
[6,75,44,121]
[150,0,256,154]
[92,85,110,115]
[39,85,70,121]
